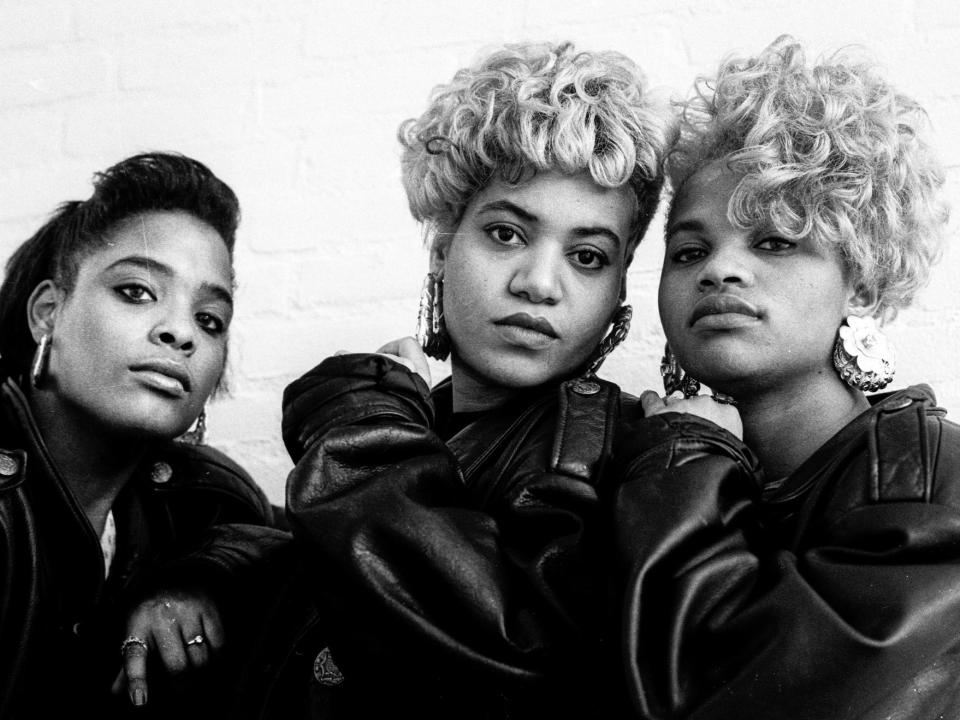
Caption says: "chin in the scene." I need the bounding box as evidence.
[105,401,199,440]
[495,359,585,389]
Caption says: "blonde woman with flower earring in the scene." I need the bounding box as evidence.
[609,36,958,720]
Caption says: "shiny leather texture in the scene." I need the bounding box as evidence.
[284,354,773,718]
[0,378,282,718]
[611,385,960,720]
[283,353,635,718]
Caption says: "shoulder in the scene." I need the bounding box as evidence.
[869,385,960,501]
[811,385,960,511]
[282,353,433,462]
[145,441,272,523]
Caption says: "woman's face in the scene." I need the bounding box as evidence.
[659,162,861,396]
[38,210,233,439]
[436,170,634,391]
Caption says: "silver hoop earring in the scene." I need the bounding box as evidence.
[30,334,52,389]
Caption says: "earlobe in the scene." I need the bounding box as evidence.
[846,283,880,319]
[429,232,454,275]
[26,280,62,341]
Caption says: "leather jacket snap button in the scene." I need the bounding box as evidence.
[570,379,600,396]
[150,462,173,484]
[313,647,345,686]
[0,453,20,477]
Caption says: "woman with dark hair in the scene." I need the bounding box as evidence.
[272,42,684,719]
[0,152,282,718]
[611,37,958,719]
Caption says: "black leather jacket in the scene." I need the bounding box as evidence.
[0,378,286,719]
[611,385,960,719]
[281,353,744,719]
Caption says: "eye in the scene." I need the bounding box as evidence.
[115,283,156,303]
[755,236,795,252]
[196,312,226,335]
[569,248,608,270]
[669,245,707,264]
[486,224,524,246]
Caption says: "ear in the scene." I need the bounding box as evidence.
[26,280,63,341]
[429,232,454,276]
[845,282,880,319]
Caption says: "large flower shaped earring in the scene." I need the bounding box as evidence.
[833,315,895,391]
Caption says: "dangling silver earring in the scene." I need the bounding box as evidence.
[660,343,701,397]
[833,315,895,391]
[415,272,451,360]
[30,334,52,389]
[584,305,632,376]
[179,410,206,445]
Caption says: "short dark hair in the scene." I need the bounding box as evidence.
[0,152,240,379]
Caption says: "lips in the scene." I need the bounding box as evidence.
[690,294,761,328]
[494,313,559,338]
[130,359,192,396]
[493,312,559,350]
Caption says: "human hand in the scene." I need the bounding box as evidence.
[374,336,432,387]
[112,589,224,707]
[640,390,743,440]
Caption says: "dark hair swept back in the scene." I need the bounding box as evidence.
[0,151,240,379]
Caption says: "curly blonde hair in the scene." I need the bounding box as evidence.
[400,41,675,248]
[668,35,949,319]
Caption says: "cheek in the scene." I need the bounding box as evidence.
[657,275,685,334]
[195,344,228,394]
[442,256,492,323]
[569,277,620,344]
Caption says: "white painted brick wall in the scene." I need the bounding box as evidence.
[2,0,958,503]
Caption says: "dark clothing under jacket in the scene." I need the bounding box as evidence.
[611,384,960,720]
[0,378,287,719]
[280,353,749,719]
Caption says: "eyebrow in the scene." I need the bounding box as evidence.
[665,218,706,240]
[104,256,234,307]
[476,199,622,247]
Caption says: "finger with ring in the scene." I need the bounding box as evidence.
[120,636,149,657]
[710,392,738,406]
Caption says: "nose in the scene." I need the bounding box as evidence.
[697,244,753,291]
[149,308,196,354]
[508,243,563,304]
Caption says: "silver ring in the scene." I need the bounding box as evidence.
[120,636,148,656]
[185,634,205,646]
[710,392,738,406]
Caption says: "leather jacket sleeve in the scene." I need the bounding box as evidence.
[133,444,291,602]
[611,409,960,720]
[283,354,604,680]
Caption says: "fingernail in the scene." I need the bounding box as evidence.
[132,688,147,707]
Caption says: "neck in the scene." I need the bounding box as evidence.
[450,357,518,413]
[736,372,869,481]
[28,389,146,536]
